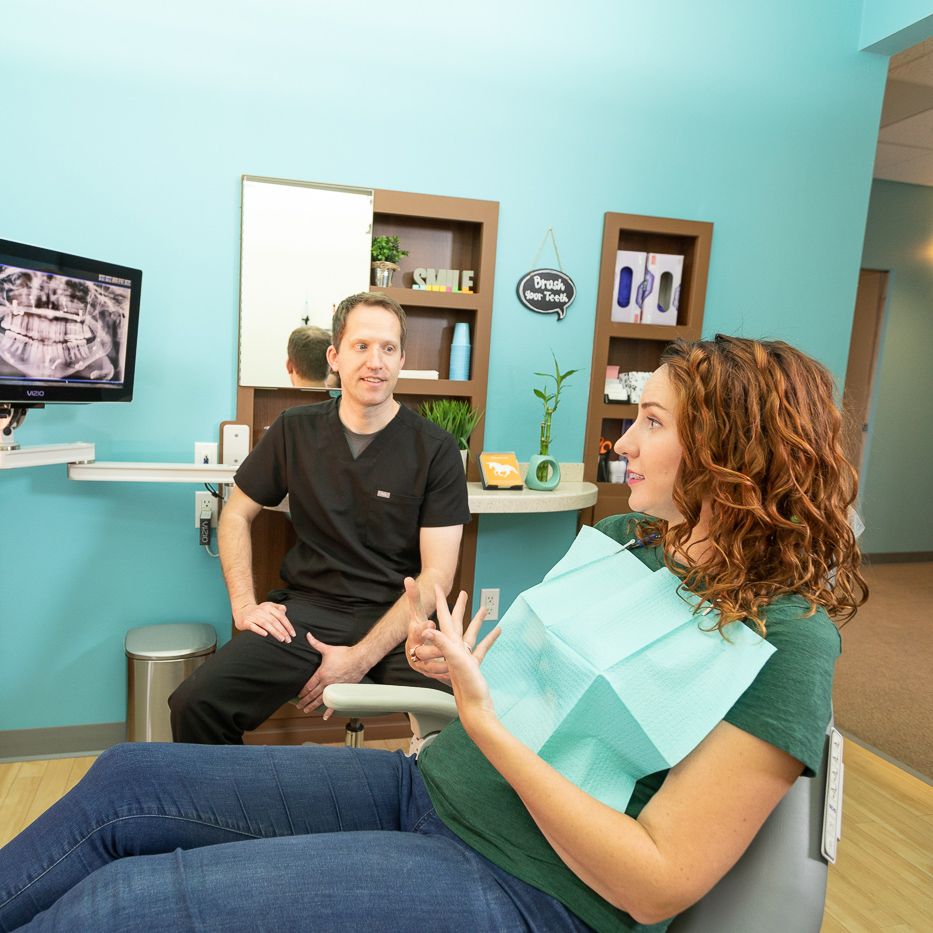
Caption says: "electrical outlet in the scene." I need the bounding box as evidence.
[480,587,500,621]
[194,491,218,528]
[194,441,218,465]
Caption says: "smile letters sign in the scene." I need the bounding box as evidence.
[517,268,576,320]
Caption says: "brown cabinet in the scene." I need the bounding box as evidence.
[582,212,713,525]
[233,187,498,745]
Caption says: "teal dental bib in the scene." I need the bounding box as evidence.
[480,526,775,811]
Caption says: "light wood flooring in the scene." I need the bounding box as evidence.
[0,737,930,930]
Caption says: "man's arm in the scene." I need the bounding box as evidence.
[219,485,296,643]
[295,523,463,711]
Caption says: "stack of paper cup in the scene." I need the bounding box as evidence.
[449,323,471,381]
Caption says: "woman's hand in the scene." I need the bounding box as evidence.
[422,583,501,727]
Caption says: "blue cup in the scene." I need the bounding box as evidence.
[449,344,471,380]
[452,322,470,346]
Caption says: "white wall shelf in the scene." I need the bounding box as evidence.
[68,462,237,484]
[0,443,96,471]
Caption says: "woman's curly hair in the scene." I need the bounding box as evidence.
[638,335,868,634]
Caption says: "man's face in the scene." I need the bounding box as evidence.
[326,304,404,409]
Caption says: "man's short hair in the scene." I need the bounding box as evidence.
[287,325,332,382]
[332,292,407,352]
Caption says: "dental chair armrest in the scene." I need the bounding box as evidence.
[322,684,458,743]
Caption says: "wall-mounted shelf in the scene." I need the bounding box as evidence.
[583,212,713,523]
[368,286,478,310]
[0,442,95,471]
[68,462,237,484]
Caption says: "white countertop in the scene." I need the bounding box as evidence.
[65,460,596,516]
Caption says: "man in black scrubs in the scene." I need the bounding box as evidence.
[170,293,471,744]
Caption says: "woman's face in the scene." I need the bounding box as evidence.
[614,366,684,523]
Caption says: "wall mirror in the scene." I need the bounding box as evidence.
[238,175,373,388]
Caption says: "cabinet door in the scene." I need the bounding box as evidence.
[239,176,373,388]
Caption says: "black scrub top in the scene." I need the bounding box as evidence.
[235,399,471,606]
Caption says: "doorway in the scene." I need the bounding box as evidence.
[841,268,887,476]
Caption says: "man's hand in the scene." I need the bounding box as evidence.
[296,635,370,714]
[234,601,296,643]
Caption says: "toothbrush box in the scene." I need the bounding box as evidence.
[641,253,683,325]
[610,250,647,323]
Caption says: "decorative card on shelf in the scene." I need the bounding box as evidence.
[479,452,524,490]
[480,526,775,812]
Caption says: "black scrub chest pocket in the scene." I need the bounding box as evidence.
[363,489,424,558]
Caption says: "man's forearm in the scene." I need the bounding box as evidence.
[218,511,258,618]
[352,566,452,668]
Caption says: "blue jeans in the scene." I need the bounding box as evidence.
[0,743,592,932]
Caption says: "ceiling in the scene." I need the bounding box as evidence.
[874,36,933,187]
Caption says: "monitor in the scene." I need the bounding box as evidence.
[0,238,142,405]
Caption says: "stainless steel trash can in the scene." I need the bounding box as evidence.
[125,623,217,742]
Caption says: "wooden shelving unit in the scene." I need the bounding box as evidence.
[232,186,498,745]
[583,212,713,524]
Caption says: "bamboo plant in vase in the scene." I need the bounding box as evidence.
[527,353,580,490]
[418,399,483,472]
[371,235,409,288]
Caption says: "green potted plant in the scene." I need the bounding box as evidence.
[371,235,409,288]
[419,398,483,471]
[528,353,580,490]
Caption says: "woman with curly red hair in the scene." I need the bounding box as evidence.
[0,336,866,933]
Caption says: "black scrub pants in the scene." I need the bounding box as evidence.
[168,589,450,744]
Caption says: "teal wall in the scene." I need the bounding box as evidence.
[860,0,933,53]
[859,180,933,554]
[1,1,888,732]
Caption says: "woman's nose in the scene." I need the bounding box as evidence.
[614,428,634,458]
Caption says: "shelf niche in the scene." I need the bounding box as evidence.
[583,212,713,525]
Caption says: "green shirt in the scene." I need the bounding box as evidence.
[418,513,840,933]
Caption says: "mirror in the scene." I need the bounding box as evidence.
[238,176,373,388]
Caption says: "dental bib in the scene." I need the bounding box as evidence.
[480,526,775,812]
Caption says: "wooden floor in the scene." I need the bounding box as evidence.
[0,737,929,930]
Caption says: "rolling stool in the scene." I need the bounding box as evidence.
[293,676,395,747]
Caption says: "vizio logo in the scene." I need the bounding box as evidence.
[26,390,45,397]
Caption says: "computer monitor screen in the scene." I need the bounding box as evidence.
[0,239,142,404]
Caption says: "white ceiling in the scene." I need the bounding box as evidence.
[874,36,933,187]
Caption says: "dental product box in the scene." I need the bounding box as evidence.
[611,250,647,323]
[641,253,683,326]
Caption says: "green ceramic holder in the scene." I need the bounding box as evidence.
[525,454,561,491]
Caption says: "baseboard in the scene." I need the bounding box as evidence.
[863,551,933,564]
[0,722,126,762]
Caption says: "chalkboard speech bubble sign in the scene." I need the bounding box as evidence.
[517,268,576,320]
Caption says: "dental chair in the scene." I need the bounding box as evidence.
[323,683,837,933]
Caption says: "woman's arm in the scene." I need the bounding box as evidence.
[425,589,803,925]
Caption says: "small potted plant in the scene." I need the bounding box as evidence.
[528,353,580,490]
[419,398,483,471]
[371,235,409,288]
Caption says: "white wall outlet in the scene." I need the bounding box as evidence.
[194,441,218,465]
[480,587,500,621]
[194,491,219,528]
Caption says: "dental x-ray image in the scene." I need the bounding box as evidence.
[0,264,130,384]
